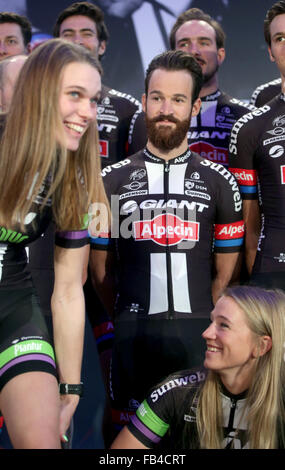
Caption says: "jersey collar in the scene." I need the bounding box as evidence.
[202,89,222,102]
[143,147,192,165]
[219,381,248,401]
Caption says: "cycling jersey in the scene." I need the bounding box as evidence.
[229,93,285,278]
[128,89,255,168]
[97,85,141,167]
[0,173,89,390]
[250,78,281,108]
[90,147,244,424]
[92,147,244,319]
[127,368,284,449]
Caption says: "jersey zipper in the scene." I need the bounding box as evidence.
[164,161,174,320]
[224,398,238,449]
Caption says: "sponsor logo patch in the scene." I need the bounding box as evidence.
[133,213,199,246]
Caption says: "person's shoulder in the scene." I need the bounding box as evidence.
[250,77,282,107]
[101,150,144,180]
[219,90,257,116]
[148,367,207,403]
[231,101,273,137]
[101,84,141,110]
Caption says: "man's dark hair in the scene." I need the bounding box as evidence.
[264,1,285,46]
[145,50,203,102]
[169,8,226,50]
[0,12,32,46]
[53,1,109,43]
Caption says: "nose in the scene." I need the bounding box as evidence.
[202,322,216,340]
[79,99,96,121]
[159,99,173,115]
[186,41,200,56]
[0,42,8,56]
[73,33,84,45]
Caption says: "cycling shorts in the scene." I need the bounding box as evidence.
[0,287,57,392]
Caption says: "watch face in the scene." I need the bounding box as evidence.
[59,383,83,397]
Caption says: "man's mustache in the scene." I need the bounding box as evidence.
[151,114,179,124]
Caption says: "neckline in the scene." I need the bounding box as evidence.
[143,146,191,164]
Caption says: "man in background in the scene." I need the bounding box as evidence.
[0,11,31,60]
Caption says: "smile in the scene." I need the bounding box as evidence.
[64,122,86,135]
[207,345,222,352]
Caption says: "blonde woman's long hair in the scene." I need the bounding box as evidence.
[0,38,109,232]
[196,285,285,449]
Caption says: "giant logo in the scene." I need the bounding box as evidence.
[133,213,199,246]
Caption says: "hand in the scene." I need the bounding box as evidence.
[59,394,80,444]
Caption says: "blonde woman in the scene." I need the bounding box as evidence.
[111,285,285,449]
[0,38,108,448]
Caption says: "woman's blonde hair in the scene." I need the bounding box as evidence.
[196,285,285,448]
[0,38,109,231]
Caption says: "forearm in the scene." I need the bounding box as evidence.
[245,232,259,275]
[243,199,261,276]
[89,249,117,318]
[212,253,239,304]
[51,285,85,384]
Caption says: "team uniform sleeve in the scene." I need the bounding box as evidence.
[212,167,244,253]
[228,115,258,200]
[127,369,205,448]
[89,172,115,252]
[55,228,89,248]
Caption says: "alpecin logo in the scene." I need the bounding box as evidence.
[133,213,199,246]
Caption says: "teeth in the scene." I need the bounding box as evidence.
[207,346,221,352]
[65,123,84,134]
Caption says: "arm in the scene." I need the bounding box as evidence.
[212,252,240,305]
[111,426,149,449]
[243,199,261,275]
[51,244,89,438]
[89,248,117,319]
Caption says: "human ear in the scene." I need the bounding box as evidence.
[98,40,106,57]
[217,47,225,66]
[253,335,272,358]
[191,97,201,117]
[268,46,275,63]
[141,93,146,113]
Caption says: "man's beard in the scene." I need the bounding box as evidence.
[202,63,219,86]
[145,113,191,153]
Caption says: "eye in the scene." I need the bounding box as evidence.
[177,41,189,49]
[220,322,229,329]
[151,95,161,102]
[69,91,80,98]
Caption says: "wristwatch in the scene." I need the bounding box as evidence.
[59,382,84,398]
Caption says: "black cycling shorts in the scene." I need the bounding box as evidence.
[0,287,57,392]
[109,317,210,430]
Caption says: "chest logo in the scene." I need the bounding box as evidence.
[133,213,199,246]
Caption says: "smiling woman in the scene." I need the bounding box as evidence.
[111,285,285,449]
[0,39,109,449]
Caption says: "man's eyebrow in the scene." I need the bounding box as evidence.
[177,35,213,43]
[61,27,96,34]
[149,90,188,99]
[272,31,285,39]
